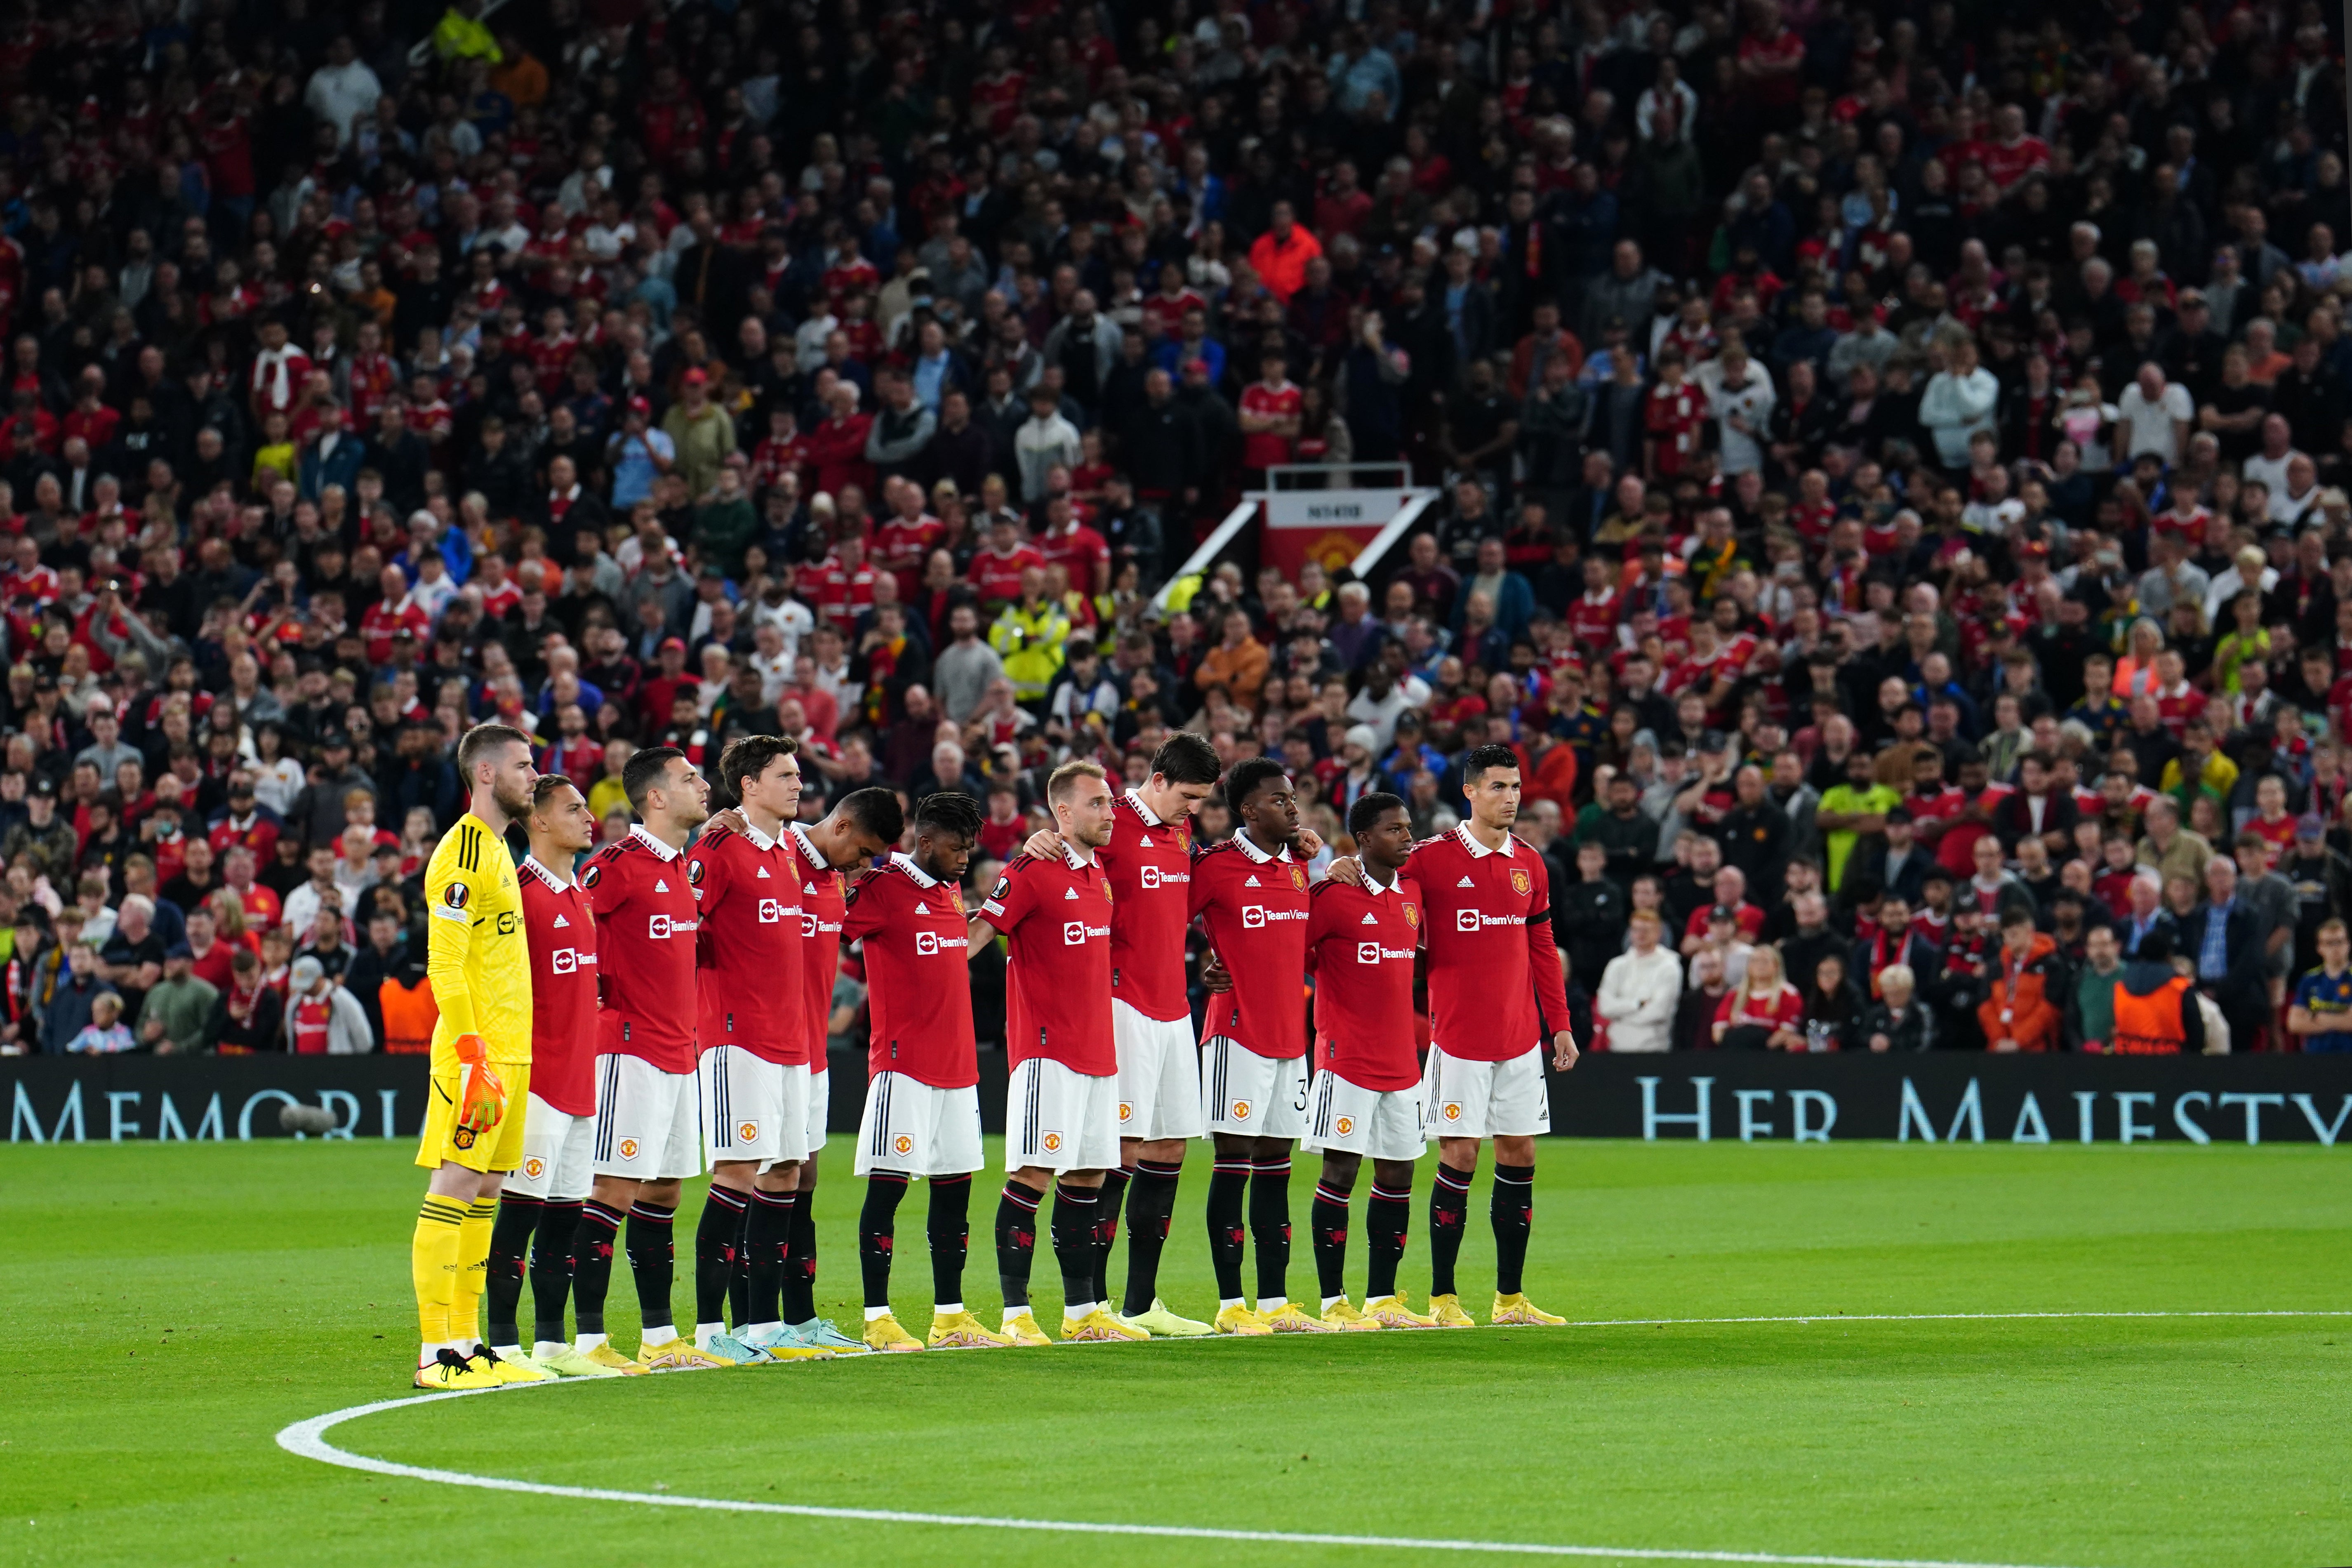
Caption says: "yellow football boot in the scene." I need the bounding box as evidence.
[1364,1294,1440,1329]
[636,1335,735,1370]
[1427,1293,1479,1328]
[1490,1293,1567,1326]
[1318,1298,1384,1331]
[412,1349,498,1391]
[862,1313,926,1352]
[927,1310,1015,1348]
[999,1309,1052,1347]
[1062,1308,1150,1342]
[1258,1302,1339,1333]
[1213,1302,1273,1336]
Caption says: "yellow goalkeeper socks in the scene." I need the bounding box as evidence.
[450,1198,497,1349]
[413,1196,469,1346]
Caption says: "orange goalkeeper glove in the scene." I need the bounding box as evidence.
[451,1033,507,1132]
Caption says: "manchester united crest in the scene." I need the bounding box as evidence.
[1288,864,1307,891]
[1403,902,1419,927]
[1509,868,1532,897]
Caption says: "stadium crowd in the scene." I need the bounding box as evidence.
[1,0,2351,1062]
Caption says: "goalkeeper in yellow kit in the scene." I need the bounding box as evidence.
[411,723,542,1390]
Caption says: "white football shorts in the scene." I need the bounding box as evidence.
[1113,1000,1203,1142]
[1420,1042,1552,1140]
[1201,1035,1309,1139]
[504,1092,595,1200]
[853,1072,985,1177]
[698,1046,810,1170]
[1300,1069,1427,1161]
[1005,1056,1121,1173]
[591,1053,704,1181]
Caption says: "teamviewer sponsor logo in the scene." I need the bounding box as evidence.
[649,914,672,939]
[916,931,940,956]
[1140,866,1161,890]
[1243,904,1266,928]
[758,898,784,923]
[551,949,578,975]
[1456,908,1481,933]
[1357,942,1382,964]
[1064,920,1088,945]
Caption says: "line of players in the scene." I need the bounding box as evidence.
[408,723,1577,1389]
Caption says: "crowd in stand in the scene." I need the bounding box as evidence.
[2,0,2352,1059]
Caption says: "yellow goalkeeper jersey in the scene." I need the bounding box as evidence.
[424,812,532,1066]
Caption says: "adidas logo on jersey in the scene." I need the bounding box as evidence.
[915,902,930,914]
[1245,874,1262,886]
[553,915,569,928]
[1063,887,1080,899]
[655,879,670,892]
[756,867,772,878]
[1138,835,1154,848]
[1458,876,1475,887]
[1362,912,1379,924]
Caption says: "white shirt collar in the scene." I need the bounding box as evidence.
[1455,823,1515,858]
[1231,831,1290,865]
[735,817,779,851]
[629,823,682,862]
[1123,789,1164,827]
[893,850,939,888]
[519,853,572,890]
[788,823,827,869]
[1059,839,1097,870]
[1362,866,1398,895]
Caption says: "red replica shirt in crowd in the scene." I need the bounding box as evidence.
[874,513,944,591]
[1189,831,1311,1060]
[977,845,1115,1075]
[1036,522,1111,587]
[1101,790,1195,1023]
[1568,587,1620,652]
[1407,825,1570,1061]
[2154,680,2206,739]
[968,544,1044,607]
[841,853,978,1089]
[583,825,699,1071]
[1646,380,1705,475]
[518,854,599,1117]
[1239,379,1303,470]
[1714,981,1803,1035]
[787,824,848,1068]
[688,823,804,1064]
[1304,870,1423,1091]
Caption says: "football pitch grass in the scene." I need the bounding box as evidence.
[3,1139,2347,1568]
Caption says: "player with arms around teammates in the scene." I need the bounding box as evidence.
[685,736,838,1364]
[1301,792,1440,1329]
[976,760,1149,1344]
[409,723,546,1389]
[1189,757,1334,1334]
[841,791,1015,1350]
[1330,742,1578,1327]
[568,746,734,1371]
[1017,731,1227,1336]
[480,775,642,1377]
[701,780,903,1351]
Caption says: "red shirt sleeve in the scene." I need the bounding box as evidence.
[1523,851,1571,1038]
[977,858,1033,935]
[841,868,890,942]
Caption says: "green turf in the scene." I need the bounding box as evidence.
[3,1138,2347,1568]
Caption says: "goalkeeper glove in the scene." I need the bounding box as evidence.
[451,1033,507,1133]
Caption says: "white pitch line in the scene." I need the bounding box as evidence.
[277,1309,2347,1568]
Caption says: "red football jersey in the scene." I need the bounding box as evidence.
[1406,826,1570,1062]
[1239,380,1303,469]
[584,826,700,1071]
[1646,381,1705,476]
[1304,871,1423,1090]
[841,854,978,1088]
[786,824,848,1067]
[688,825,805,1064]
[1102,790,1196,1024]
[1189,833,1311,1060]
[967,544,1044,607]
[518,855,599,1117]
[977,846,1115,1075]
[1568,589,1619,652]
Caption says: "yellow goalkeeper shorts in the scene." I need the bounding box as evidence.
[414,1059,533,1174]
